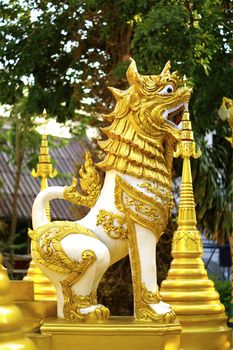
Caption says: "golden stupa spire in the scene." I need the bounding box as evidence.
[32,109,57,187]
[24,109,57,301]
[31,109,57,219]
[160,78,232,350]
[0,254,36,349]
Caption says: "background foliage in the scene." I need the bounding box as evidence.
[213,278,232,317]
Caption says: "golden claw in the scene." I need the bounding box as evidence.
[89,306,110,321]
[163,310,176,324]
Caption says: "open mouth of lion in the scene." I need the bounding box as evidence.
[163,104,185,129]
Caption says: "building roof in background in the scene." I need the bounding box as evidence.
[0,137,91,222]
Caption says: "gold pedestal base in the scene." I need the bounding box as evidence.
[178,314,232,350]
[29,317,181,350]
[10,280,57,332]
[28,332,52,350]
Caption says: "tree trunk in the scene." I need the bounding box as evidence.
[8,113,28,275]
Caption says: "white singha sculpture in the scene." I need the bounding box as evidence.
[30,59,191,322]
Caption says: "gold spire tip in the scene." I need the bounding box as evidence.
[183,74,187,87]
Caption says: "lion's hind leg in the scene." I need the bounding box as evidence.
[30,221,110,321]
[60,233,111,321]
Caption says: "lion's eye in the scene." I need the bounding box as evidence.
[158,85,174,95]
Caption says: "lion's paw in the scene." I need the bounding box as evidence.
[137,302,176,323]
[80,304,110,321]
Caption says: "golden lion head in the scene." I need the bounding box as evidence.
[107,58,191,143]
[98,59,192,182]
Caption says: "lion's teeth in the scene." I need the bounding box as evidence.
[177,122,182,130]
[162,110,168,119]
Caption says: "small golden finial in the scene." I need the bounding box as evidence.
[42,108,48,135]
[31,109,57,191]
[183,74,187,88]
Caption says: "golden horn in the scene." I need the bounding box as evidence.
[126,57,141,86]
[108,87,124,101]
[161,60,171,75]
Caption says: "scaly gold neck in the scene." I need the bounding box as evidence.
[97,115,174,189]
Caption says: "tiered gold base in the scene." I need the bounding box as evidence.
[17,300,57,332]
[10,280,34,300]
[29,317,181,350]
[178,314,232,350]
[160,254,232,350]
[10,280,57,332]
[160,235,232,350]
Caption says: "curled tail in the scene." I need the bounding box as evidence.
[32,151,101,230]
[32,186,65,229]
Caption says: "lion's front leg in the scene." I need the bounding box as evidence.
[126,217,175,323]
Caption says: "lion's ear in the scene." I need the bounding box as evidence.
[126,58,142,86]
[108,87,124,101]
[160,60,171,75]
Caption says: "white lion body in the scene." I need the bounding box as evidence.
[32,170,171,318]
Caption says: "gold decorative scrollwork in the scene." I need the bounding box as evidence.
[29,221,98,274]
[141,282,162,304]
[115,175,168,239]
[137,308,176,323]
[96,209,128,239]
[139,182,170,201]
[64,151,101,208]
[139,181,174,215]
